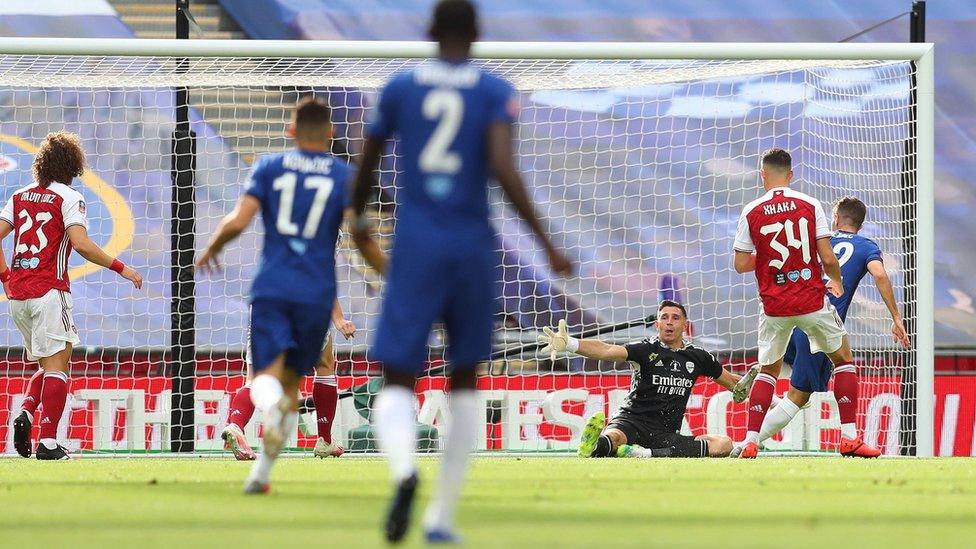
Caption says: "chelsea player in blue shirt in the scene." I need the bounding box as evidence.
[197,98,362,493]
[737,197,910,456]
[351,0,572,543]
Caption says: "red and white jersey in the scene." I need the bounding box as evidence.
[0,183,88,300]
[733,187,831,317]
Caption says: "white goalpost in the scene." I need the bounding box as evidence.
[0,38,933,457]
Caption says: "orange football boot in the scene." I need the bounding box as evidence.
[840,437,881,458]
[739,442,759,459]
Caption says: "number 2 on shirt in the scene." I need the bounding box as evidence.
[272,172,333,238]
[419,88,463,175]
[759,218,811,269]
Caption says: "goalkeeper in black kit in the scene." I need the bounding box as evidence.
[539,300,751,458]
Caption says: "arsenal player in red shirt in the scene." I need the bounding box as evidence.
[3,132,142,460]
[732,148,879,458]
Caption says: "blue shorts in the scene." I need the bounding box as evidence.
[249,298,332,377]
[785,328,833,393]
[373,243,498,375]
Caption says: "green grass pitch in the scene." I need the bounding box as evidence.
[2,456,976,548]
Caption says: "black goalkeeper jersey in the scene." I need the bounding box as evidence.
[615,338,724,433]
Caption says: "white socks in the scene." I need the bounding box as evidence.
[758,397,801,443]
[841,423,857,439]
[249,374,283,412]
[249,410,297,485]
[425,389,478,533]
[375,385,418,483]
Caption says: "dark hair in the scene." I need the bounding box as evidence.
[835,196,867,229]
[32,131,85,188]
[293,96,331,137]
[761,147,792,172]
[658,299,687,319]
[429,0,478,43]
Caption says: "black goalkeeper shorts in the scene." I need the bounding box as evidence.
[606,414,708,458]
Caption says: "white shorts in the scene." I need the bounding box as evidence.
[10,289,80,361]
[757,298,847,366]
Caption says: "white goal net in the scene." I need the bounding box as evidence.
[0,41,932,456]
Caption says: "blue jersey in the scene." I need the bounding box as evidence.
[786,229,883,392]
[245,149,348,305]
[366,59,517,247]
[829,230,884,319]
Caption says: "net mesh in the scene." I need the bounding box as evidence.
[0,54,917,455]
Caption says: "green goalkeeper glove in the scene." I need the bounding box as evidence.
[538,319,579,361]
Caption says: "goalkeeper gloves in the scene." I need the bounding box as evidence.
[539,319,579,361]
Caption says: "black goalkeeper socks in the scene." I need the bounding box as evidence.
[592,435,613,457]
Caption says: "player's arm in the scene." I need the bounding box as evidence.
[733,251,756,273]
[538,319,629,362]
[732,214,755,273]
[488,121,572,276]
[713,369,742,391]
[195,194,260,273]
[67,225,142,288]
[0,220,12,293]
[816,237,843,297]
[345,203,387,275]
[867,259,910,348]
[331,298,356,340]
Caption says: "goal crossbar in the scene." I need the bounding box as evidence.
[0,37,933,61]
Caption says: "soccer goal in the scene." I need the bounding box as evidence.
[0,38,933,457]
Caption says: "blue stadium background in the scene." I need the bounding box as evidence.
[1,0,973,351]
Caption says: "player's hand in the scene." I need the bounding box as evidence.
[538,319,570,361]
[122,266,143,289]
[731,364,759,403]
[335,318,356,340]
[826,279,844,298]
[546,246,573,277]
[194,248,221,275]
[892,317,911,348]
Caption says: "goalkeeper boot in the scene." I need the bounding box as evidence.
[222,424,256,461]
[384,472,419,544]
[616,444,644,458]
[313,437,345,458]
[35,443,70,461]
[738,441,759,459]
[839,436,881,458]
[732,365,760,403]
[13,410,32,458]
[577,412,606,458]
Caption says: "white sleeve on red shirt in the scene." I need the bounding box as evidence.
[0,196,13,227]
[733,212,755,253]
[812,198,831,239]
[62,193,88,230]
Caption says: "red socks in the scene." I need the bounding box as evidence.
[747,373,777,436]
[833,362,858,427]
[313,376,338,443]
[227,385,255,431]
[21,368,44,415]
[38,371,68,441]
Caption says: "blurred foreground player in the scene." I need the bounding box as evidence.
[733,197,910,455]
[732,148,875,459]
[540,301,746,459]
[197,97,353,493]
[6,131,143,460]
[351,0,572,542]
[221,300,356,461]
